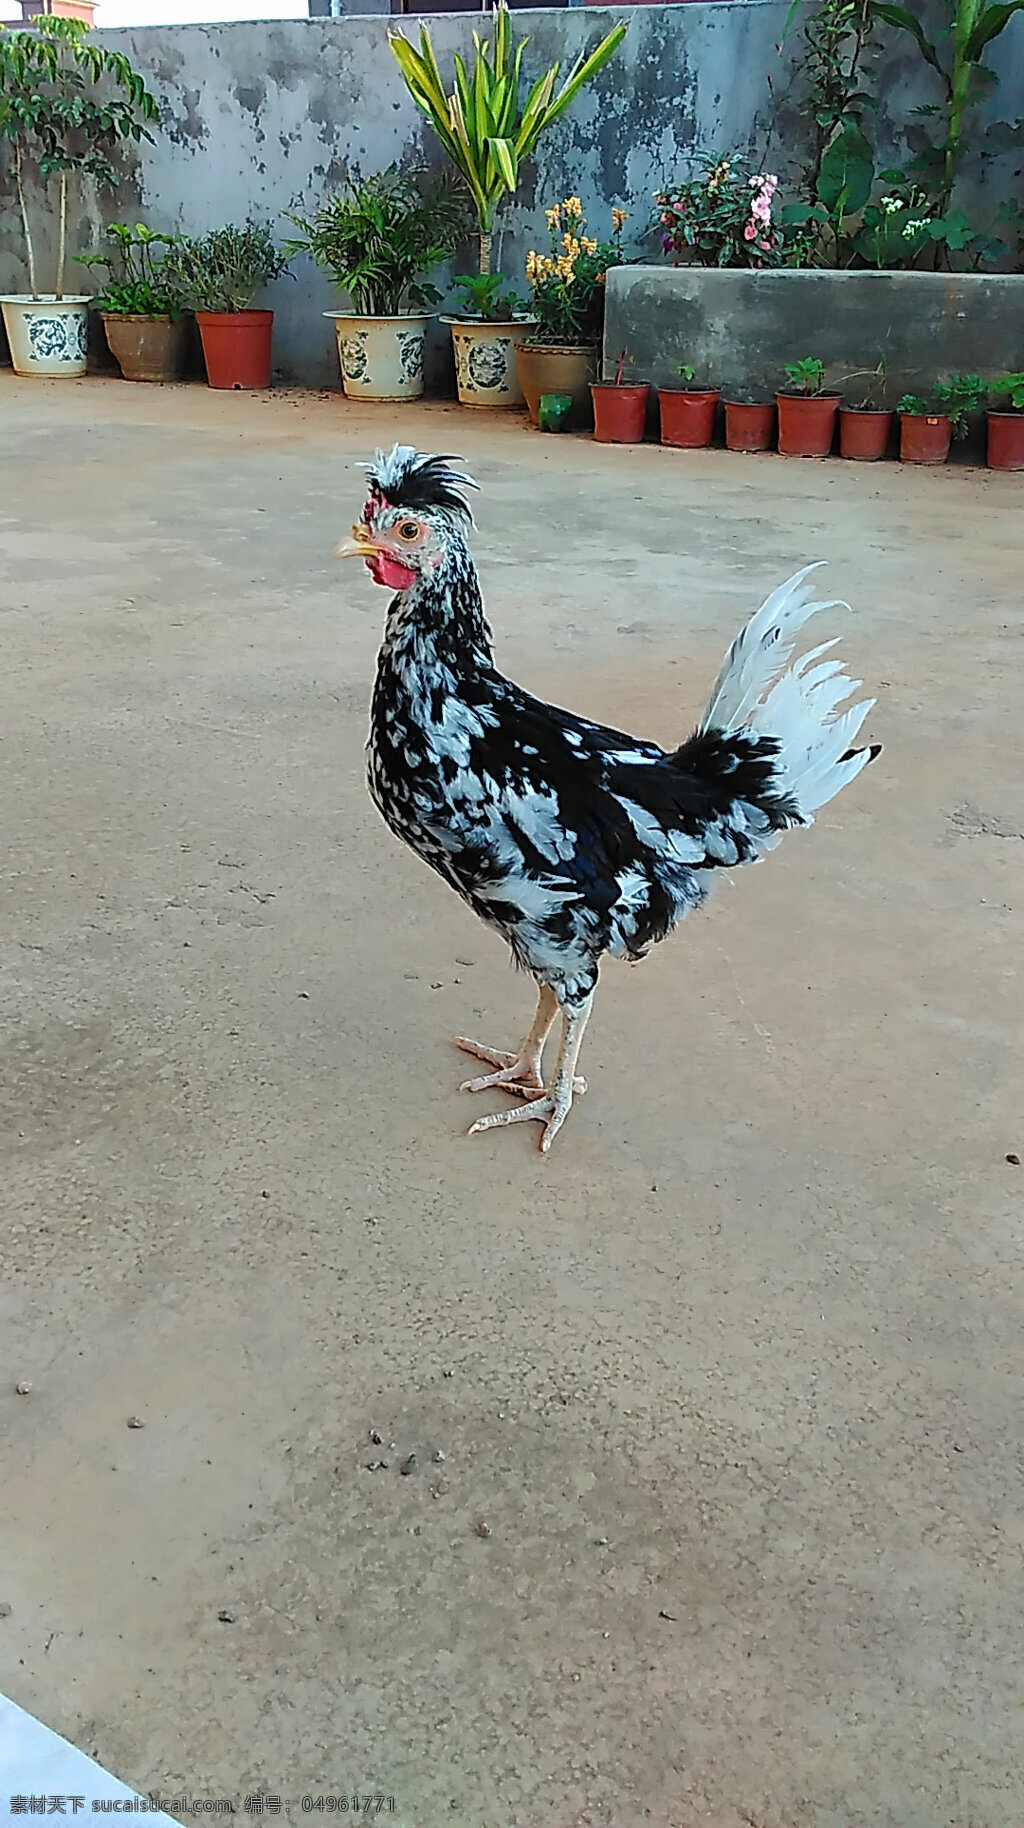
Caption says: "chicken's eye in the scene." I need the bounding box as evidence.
[396,519,421,544]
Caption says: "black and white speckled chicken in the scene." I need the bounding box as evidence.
[336,446,879,1152]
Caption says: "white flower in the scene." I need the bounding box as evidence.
[880,195,903,215]
[903,217,929,238]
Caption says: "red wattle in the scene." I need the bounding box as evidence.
[368,554,418,590]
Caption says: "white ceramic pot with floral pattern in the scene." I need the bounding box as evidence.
[327,314,431,402]
[1,296,90,378]
[442,317,537,409]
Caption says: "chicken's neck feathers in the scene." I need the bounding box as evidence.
[381,540,494,677]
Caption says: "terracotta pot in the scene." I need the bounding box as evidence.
[776,392,840,457]
[724,399,775,453]
[899,412,951,465]
[659,388,720,449]
[196,309,274,389]
[839,407,893,461]
[590,382,650,443]
[102,312,188,383]
[515,341,597,428]
[986,411,1024,470]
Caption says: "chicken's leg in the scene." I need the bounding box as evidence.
[455,984,560,1097]
[468,994,593,1152]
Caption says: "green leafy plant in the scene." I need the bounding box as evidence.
[780,134,1006,269]
[779,119,874,264]
[872,0,1024,213]
[782,0,879,201]
[655,155,784,268]
[163,224,290,315]
[75,221,182,318]
[451,271,522,321]
[284,166,466,317]
[677,363,696,383]
[522,198,626,347]
[990,372,1024,410]
[0,16,160,299]
[784,355,828,394]
[897,372,988,435]
[389,4,627,275]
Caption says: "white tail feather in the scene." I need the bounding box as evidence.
[700,564,877,821]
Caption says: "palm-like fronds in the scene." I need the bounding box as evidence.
[389,4,626,271]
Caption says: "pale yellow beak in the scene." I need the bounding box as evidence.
[334,525,385,560]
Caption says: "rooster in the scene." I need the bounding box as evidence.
[336,446,879,1152]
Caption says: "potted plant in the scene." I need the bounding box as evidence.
[390,3,626,408]
[0,17,160,379]
[162,224,291,390]
[516,198,626,430]
[839,360,892,462]
[444,272,534,409]
[986,374,1024,470]
[897,374,987,464]
[659,362,720,450]
[776,357,841,457]
[76,222,187,383]
[723,395,776,453]
[591,348,650,444]
[284,166,466,403]
[654,154,784,270]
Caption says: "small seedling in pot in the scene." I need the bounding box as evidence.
[784,356,827,396]
[839,356,887,411]
[898,373,987,439]
[989,373,1024,411]
[453,272,522,321]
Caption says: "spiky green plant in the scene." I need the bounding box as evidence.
[389,4,627,275]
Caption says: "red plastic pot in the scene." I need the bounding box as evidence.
[197,309,274,389]
[839,408,893,461]
[776,392,840,457]
[590,382,650,444]
[899,412,951,465]
[659,388,720,449]
[724,400,775,453]
[986,411,1024,470]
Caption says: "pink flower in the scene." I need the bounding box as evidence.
[758,238,772,251]
[743,222,757,241]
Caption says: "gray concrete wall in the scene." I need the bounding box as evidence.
[602,265,1024,401]
[1,3,1022,384]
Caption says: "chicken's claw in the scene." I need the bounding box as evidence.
[468,1089,579,1153]
[454,1036,585,1100]
[454,1035,543,1096]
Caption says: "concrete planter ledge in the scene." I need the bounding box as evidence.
[603,267,1024,400]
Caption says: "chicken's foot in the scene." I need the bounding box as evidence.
[455,984,583,1098]
[467,995,593,1152]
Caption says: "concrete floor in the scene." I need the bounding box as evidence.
[1,377,1021,1828]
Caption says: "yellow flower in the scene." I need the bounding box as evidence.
[564,196,583,216]
[611,207,627,231]
[545,206,560,229]
[581,236,598,255]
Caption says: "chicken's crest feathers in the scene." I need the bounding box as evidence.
[361,446,479,524]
